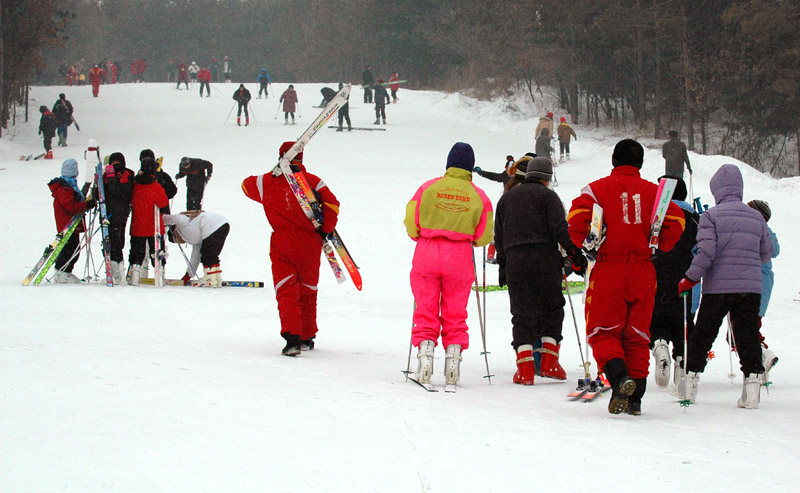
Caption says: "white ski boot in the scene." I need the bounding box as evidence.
[54,271,80,284]
[679,371,700,403]
[652,339,671,389]
[738,373,761,409]
[673,356,684,386]
[762,346,778,383]
[110,261,125,285]
[415,340,435,384]
[444,344,462,391]
[128,264,141,286]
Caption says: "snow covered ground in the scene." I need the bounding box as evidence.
[1,82,799,491]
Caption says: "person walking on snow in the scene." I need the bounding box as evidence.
[678,165,773,409]
[103,152,135,285]
[535,128,554,161]
[280,85,298,125]
[232,84,251,126]
[197,65,212,97]
[164,210,230,288]
[52,93,74,147]
[373,79,391,124]
[88,64,103,97]
[495,157,586,385]
[175,156,213,210]
[567,139,685,416]
[403,142,494,388]
[38,105,57,158]
[389,72,400,103]
[362,65,374,103]
[242,141,340,356]
[47,158,95,283]
[176,60,189,89]
[556,117,577,161]
[662,130,692,179]
[257,69,271,98]
[223,56,232,83]
[127,157,169,286]
[535,112,554,139]
[336,82,351,131]
[188,61,200,83]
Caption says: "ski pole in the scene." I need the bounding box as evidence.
[482,246,487,338]
[678,294,692,408]
[175,241,199,279]
[726,314,737,382]
[224,102,236,124]
[248,103,257,123]
[472,250,494,383]
[402,302,417,382]
[689,170,695,205]
[564,272,590,380]
[274,103,281,120]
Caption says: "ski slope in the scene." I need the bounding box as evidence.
[1,82,799,491]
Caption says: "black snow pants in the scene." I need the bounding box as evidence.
[200,223,230,267]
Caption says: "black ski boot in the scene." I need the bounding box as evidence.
[301,338,315,351]
[281,334,302,356]
[627,378,647,415]
[604,358,636,415]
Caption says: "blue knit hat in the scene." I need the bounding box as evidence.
[61,158,79,178]
[446,142,475,172]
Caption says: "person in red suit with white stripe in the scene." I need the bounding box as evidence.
[242,141,340,356]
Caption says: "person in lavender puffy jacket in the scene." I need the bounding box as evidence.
[677,164,773,409]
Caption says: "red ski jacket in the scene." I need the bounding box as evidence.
[130,174,169,237]
[48,178,89,233]
[198,68,212,82]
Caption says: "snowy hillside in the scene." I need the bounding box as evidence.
[1,82,799,491]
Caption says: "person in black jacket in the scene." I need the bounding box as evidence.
[232,84,251,126]
[474,155,515,188]
[175,156,213,210]
[103,151,135,284]
[38,106,57,155]
[649,176,699,388]
[373,79,390,124]
[52,93,74,147]
[495,157,586,385]
[139,149,177,210]
[319,86,336,107]
[362,65,374,103]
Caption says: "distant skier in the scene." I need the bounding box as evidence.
[403,142,494,388]
[280,84,298,125]
[47,158,95,283]
[678,165,772,409]
[197,65,212,97]
[52,93,74,147]
[223,55,232,83]
[88,64,103,97]
[535,128,553,161]
[188,61,199,83]
[175,156,213,210]
[373,79,390,125]
[362,65,374,103]
[336,82,351,131]
[127,157,169,286]
[556,117,577,161]
[38,105,57,159]
[210,57,219,82]
[103,152,135,285]
[568,139,684,415]
[176,60,189,89]
[257,69,271,98]
[662,130,692,179]
[241,141,341,356]
[319,86,336,107]
[535,112,554,139]
[389,72,400,103]
[164,210,230,288]
[495,157,586,385]
[232,84,251,126]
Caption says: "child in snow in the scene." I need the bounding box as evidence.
[38,105,57,158]
[535,128,553,161]
[103,152,135,284]
[678,165,773,409]
[242,141,340,356]
[649,177,699,389]
[47,158,95,283]
[175,156,213,210]
[746,199,780,380]
[495,157,586,385]
[568,139,685,415]
[403,142,494,387]
[164,210,229,288]
[257,69,270,98]
[280,85,298,125]
[373,79,391,125]
[127,157,169,286]
[473,155,515,188]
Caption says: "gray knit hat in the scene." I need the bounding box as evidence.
[526,157,553,181]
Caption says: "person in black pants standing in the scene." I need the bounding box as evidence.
[362,65,374,103]
[175,156,213,210]
[373,79,390,124]
[336,83,351,131]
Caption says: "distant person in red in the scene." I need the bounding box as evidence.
[197,65,212,97]
[88,64,103,97]
[389,72,400,103]
[136,58,147,82]
[67,66,76,86]
[109,62,118,84]
[130,61,138,83]
[176,60,189,89]
[241,141,340,356]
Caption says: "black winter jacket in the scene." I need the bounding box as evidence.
[495,178,573,266]
[653,202,699,303]
[103,166,134,225]
[373,85,391,105]
[176,158,213,190]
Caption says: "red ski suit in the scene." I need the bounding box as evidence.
[88,67,103,97]
[567,166,684,378]
[130,176,169,237]
[242,163,339,340]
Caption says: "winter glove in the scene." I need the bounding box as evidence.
[175,173,181,180]
[498,263,507,288]
[205,175,212,184]
[678,277,698,297]
[474,167,482,173]
[104,164,116,177]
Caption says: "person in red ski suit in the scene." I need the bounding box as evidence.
[176,60,189,90]
[389,73,400,103]
[88,65,103,97]
[241,141,340,356]
[128,157,169,286]
[567,139,684,415]
[197,66,212,97]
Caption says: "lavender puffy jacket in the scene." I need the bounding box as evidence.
[685,164,772,294]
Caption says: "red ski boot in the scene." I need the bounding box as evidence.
[513,344,535,385]
[539,337,567,380]
[44,150,54,159]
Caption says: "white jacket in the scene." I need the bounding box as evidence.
[163,211,228,272]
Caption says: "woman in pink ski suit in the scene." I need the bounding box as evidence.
[404,142,493,386]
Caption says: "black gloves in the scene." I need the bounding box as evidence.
[498,263,507,288]
[566,245,588,277]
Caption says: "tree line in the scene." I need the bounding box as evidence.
[3,0,798,176]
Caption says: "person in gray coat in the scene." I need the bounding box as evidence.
[662,130,692,179]
[678,164,773,408]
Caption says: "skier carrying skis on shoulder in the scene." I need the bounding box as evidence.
[241,141,340,356]
[495,156,586,385]
[567,139,684,416]
[403,142,494,388]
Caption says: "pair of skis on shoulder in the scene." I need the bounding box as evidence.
[274,84,362,291]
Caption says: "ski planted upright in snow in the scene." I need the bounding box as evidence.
[95,162,113,286]
[153,204,165,288]
[273,83,362,291]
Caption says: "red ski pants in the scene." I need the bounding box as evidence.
[270,233,322,340]
[585,259,656,379]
